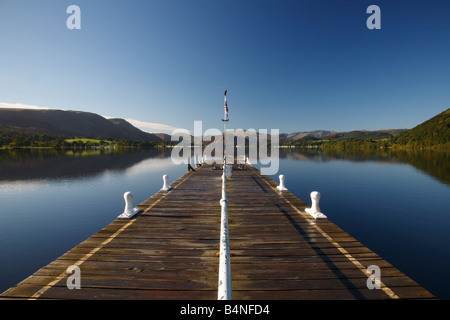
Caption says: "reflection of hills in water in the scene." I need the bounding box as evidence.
[279,148,450,186]
[1,148,448,186]
[0,149,172,182]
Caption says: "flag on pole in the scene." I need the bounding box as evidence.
[224,90,228,119]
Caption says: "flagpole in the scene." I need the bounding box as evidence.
[222,90,229,167]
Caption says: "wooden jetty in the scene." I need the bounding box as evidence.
[0,163,434,300]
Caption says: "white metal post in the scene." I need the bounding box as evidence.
[218,90,232,300]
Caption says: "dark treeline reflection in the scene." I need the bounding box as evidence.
[1,147,448,186]
[0,148,172,182]
[279,148,450,186]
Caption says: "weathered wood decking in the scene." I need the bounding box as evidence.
[0,164,434,299]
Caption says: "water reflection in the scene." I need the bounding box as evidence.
[1,148,448,186]
[0,149,173,182]
[279,148,450,186]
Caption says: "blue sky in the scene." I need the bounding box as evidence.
[0,0,449,134]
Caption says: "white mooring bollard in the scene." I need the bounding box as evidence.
[277,174,288,191]
[117,191,140,219]
[161,174,172,191]
[305,191,327,219]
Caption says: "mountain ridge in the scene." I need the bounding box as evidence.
[1,107,447,147]
[0,108,164,142]
[280,128,407,143]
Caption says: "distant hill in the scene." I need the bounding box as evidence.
[284,109,449,150]
[323,129,406,141]
[152,133,173,142]
[106,118,164,141]
[3,107,446,148]
[282,130,335,142]
[282,129,406,143]
[0,108,163,141]
[395,108,450,148]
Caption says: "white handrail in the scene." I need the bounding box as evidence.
[218,89,232,300]
[218,172,232,300]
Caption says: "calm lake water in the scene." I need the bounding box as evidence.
[0,148,449,299]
